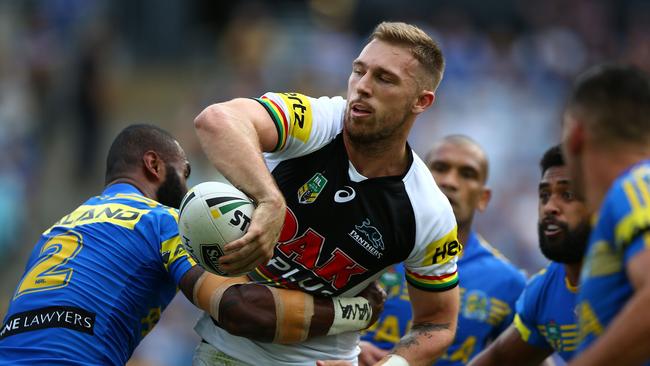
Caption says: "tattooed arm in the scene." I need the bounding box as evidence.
[382,284,459,366]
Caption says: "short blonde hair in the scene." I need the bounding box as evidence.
[371,22,444,91]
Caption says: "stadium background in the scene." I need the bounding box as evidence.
[0,0,648,364]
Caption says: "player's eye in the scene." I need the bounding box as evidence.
[430,162,449,173]
[562,191,575,201]
[460,168,478,180]
[539,190,550,203]
[378,74,393,83]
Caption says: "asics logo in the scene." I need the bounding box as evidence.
[334,186,356,203]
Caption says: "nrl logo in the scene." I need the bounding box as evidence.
[297,173,328,204]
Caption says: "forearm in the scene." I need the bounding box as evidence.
[568,286,650,366]
[194,101,282,204]
[191,275,374,343]
[388,321,455,366]
[218,285,335,342]
[468,326,551,366]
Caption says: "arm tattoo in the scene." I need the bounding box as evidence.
[394,322,451,350]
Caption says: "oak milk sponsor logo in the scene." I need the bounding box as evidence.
[348,218,385,259]
[253,207,368,295]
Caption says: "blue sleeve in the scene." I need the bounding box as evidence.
[609,173,650,262]
[513,275,550,348]
[624,232,650,264]
[158,208,196,284]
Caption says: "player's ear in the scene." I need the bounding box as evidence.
[412,90,435,114]
[563,111,585,156]
[143,150,164,181]
[477,187,491,212]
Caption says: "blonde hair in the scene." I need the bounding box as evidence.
[371,22,444,91]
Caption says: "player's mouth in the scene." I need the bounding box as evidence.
[541,220,564,238]
[350,102,373,118]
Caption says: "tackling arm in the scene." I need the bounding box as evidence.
[567,247,650,366]
[179,266,386,343]
[468,324,553,366]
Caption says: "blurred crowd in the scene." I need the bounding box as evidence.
[0,0,649,365]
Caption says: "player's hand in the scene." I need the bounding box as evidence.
[358,341,389,366]
[219,196,286,275]
[358,282,387,327]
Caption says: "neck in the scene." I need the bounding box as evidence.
[343,132,410,178]
[458,223,472,248]
[564,262,582,288]
[108,177,155,200]
[583,146,650,212]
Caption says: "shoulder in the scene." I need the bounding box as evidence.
[260,92,347,161]
[601,162,650,246]
[114,193,179,237]
[525,262,563,296]
[474,236,527,286]
[403,154,455,230]
[257,92,346,131]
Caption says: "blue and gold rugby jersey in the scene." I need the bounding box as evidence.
[576,161,650,363]
[514,262,578,361]
[0,183,196,366]
[362,232,526,365]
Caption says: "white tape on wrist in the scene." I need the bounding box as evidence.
[327,296,372,335]
[377,354,410,366]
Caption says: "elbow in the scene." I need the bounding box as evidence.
[437,326,456,354]
[194,103,226,135]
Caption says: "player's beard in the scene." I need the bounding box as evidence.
[156,164,187,209]
[538,220,591,264]
[344,104,410,146]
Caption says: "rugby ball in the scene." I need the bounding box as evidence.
[178,181,255,276]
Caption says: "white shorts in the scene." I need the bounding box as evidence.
[192,341,252,366]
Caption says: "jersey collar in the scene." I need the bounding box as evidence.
[102,183,144,196]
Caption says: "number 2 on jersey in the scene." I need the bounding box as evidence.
[14,231,83,299]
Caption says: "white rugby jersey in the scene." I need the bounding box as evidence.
[195,92,460,365]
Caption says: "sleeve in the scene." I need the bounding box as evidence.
[158,208,197,284]
[513,272,549,349]
[254,92,346,162]
[403,197,460,292]
[609,172,650,263]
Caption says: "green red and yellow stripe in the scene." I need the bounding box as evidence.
[256,96,289,151]
[405,269,458,291]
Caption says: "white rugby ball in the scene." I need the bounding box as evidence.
[178,181,255,276]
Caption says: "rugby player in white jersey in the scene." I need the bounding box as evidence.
[193,22,461,366]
